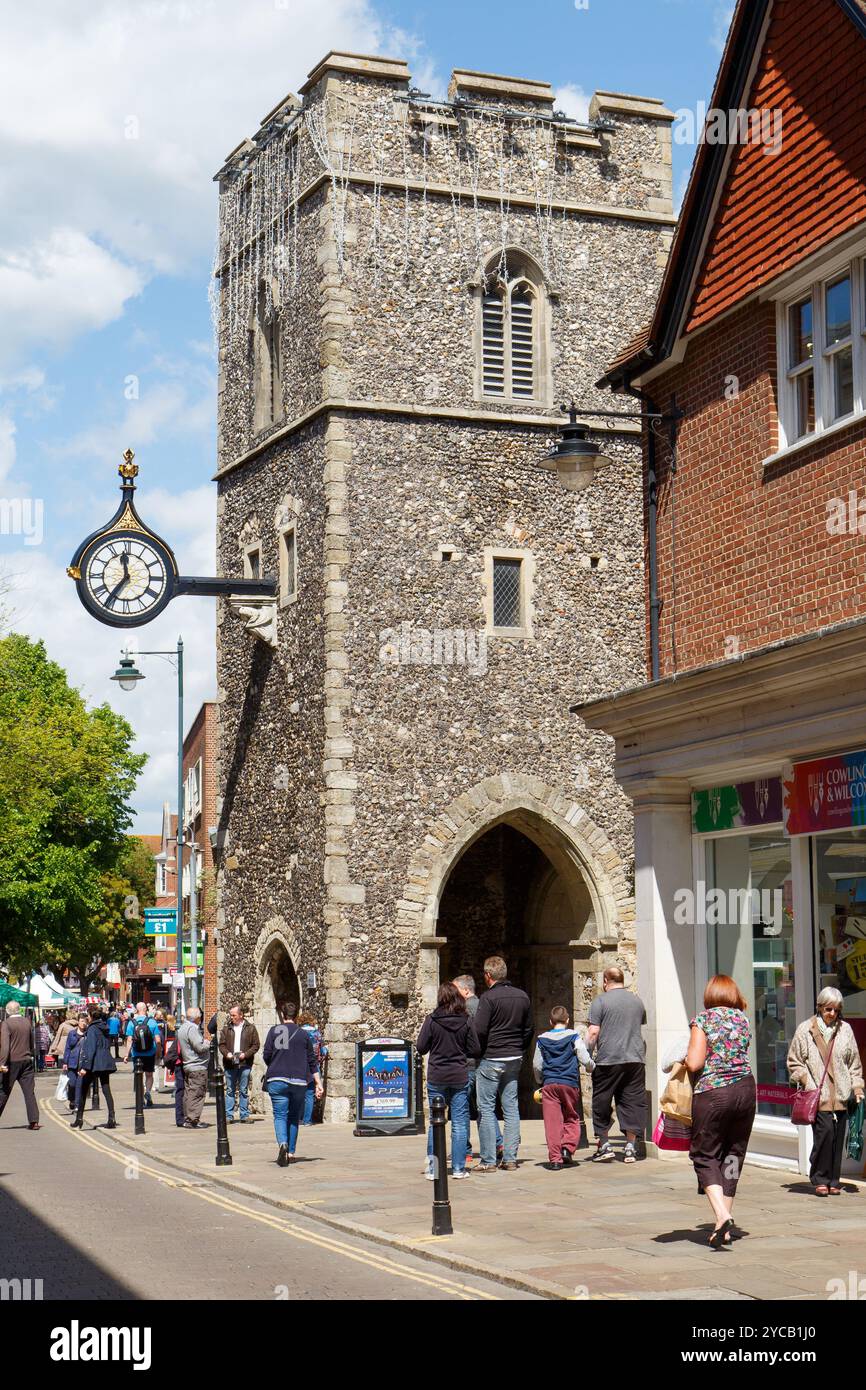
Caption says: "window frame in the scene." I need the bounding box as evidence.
[278,521,298,608]
[483,547,534,640]
[776,254,865,452]
[242,541,262,580]
[475,252,551,407]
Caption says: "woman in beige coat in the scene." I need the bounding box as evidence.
[787,987,864,1196]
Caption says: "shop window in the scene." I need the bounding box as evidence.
[812,830,866,1024]
[705,832,795,1120]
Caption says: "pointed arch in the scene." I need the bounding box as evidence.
[475,248,552,405]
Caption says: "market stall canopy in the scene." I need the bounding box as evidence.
[0,981,38,1008]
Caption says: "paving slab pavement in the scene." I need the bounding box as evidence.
[86,1086,866,1301]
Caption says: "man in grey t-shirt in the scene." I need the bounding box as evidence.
[586,967,647,1164]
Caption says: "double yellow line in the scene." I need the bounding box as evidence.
[43,1099,498,1300]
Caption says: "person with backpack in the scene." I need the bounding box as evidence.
[72,1008,117,1129]
[123,1002,161,1107]
[298,1011,328,1125]
[416,982,480,1180]
[262,1002,323,1166]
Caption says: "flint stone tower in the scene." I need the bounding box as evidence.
[212,52,675,1120]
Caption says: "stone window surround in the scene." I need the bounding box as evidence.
[472,247,553,408]
[242,540,262,579]
[483,545,535,639]
[278,519,298,607]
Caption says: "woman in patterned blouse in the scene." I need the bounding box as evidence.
[686,974,756,1249]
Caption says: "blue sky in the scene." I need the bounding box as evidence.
[0,0,731,831]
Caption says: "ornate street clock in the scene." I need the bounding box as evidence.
[68,450,276,631]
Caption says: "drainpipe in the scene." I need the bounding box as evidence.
[624,382,660,681]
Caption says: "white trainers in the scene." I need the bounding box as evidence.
[451,1169,469,1179]
[423,1168,435,1180]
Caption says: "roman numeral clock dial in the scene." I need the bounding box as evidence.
[67,448,277,631]
[67,451,178,629]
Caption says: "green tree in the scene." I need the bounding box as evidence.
[0,634,148,987]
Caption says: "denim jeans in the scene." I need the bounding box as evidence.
[465,1067,501,1158]
[426,1081,471,1175]
[303,1081,316,1125]
[268,1080,306,1153]
[476,1058,522,1165]
[225,1065,251,1120]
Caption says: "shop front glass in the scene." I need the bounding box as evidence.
[706,832,795,1119]
[812,829,866,1052]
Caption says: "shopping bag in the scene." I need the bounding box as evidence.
[659,1061,693,1125]
[54,1072,68,1102]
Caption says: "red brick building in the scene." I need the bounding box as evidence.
[127,703,219,1014]
[580,0,866,1173]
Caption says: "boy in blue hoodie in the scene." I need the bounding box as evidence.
[533,1006,595,1170]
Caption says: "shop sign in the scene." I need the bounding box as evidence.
[756,1084,793,1107]
[144,908,177,937]
[692,777,783,833]
[783,750,866,835]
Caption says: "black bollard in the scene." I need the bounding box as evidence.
[211,1039,233,1166]
[133,1056,145,1135]
[430,1094,453,1236]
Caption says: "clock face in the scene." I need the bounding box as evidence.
[79,532,174,627]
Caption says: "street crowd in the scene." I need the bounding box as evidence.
[1,961,864,1247]
[414,957,866,1248]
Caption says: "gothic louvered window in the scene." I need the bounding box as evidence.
[510,288,534,397]
[482,292,505,395]
[479,255,542,402]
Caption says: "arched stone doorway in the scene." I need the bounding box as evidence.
[438,817,599,1112]
[399,773,634,1116]
[250,919,302,1107]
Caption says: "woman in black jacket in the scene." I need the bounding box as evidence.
[417,983,480,1180]
[72,1009,117,1129]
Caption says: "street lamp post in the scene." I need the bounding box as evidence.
[111,640,186,1019]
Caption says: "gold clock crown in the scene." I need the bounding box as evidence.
[118,448,139,482]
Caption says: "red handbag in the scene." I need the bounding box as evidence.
[791,1029,837,1126]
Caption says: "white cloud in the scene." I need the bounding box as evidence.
[0,229,143,366]
[58,379,215,466]
[711,3,735,54]
[554,83,591,124]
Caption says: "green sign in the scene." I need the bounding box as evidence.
[182,941,204,969]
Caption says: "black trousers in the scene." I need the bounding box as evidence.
[810,1108,848,1187]
[76,1072,115,1123]
[690,1075,756,1197]
[591,1062,647,1138]
[0,1060,39,1125]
